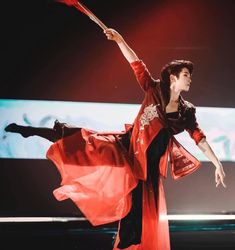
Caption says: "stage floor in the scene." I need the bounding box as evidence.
[0,216,235,250]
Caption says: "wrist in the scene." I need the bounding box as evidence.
[215,162,222,169]
[116,36,124,44]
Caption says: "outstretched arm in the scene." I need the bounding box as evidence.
[197,138,226,188]
[104,28,139,63]
[185,106,226,188]
[104,28,156,92]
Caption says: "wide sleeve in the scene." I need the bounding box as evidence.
[185,105,206,145]
[130,60,156,92]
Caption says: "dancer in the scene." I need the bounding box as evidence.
[5,28,226,250]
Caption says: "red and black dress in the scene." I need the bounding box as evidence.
[46,60,206,250]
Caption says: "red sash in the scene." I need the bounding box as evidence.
[170,137,201,180]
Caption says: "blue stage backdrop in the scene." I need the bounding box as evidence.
[1,99,235,162]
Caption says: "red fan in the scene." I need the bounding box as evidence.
[56,0,108,30]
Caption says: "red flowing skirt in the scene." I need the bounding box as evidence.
[46,128,170,249]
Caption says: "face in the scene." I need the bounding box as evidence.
[170,67,192,92]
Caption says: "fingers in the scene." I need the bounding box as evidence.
[220,176,226,188]
[216,177,226,188]
[219,169,226,188]
[215,170,219,184]
[216,179,221,187]
[217,178,226,188]
[104,28,114,32]
[106,33,114,40]
[222,168,226,177]
[103,28,115,36]
[103,28,123,43]
[221,167,226,187]
[215,168,226,188]
[104,29,115,40]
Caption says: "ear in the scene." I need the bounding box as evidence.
[170,74,176,84]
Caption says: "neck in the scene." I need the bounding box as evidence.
[169,86,181,103]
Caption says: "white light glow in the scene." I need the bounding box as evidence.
[0,215,235,223]
[167,214,235,220]
[0,217,86,222]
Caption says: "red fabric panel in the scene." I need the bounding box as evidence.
[46,128,138,226]
[170,137,201,180]
[56,0,88,15]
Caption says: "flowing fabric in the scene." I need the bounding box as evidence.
[46,123,200,249]
[47,128,138,225]
[113,128,171,250]
[55,0,108,30]
[113,178,170,250]
[56,0,88,15]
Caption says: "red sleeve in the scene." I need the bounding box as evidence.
[187,128,206,145]
[185,107,206,145]
[130,60,156,91]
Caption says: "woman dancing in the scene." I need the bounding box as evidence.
[5,28,226,250]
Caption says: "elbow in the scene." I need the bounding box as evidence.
[197,138,207,153]
[197,137,206,145]
[190,129,206,145]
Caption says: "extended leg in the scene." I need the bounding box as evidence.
[5,123,61,142]
[4,120,81,142]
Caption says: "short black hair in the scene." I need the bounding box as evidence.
[160,60,194,85]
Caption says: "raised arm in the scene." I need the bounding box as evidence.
[104,28,157,92]
[104,28,139,63]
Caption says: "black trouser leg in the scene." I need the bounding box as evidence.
[5,122,81,142]
[117,128,170,248]
[5,123,61,142]
[146,129,170,204]
[117,180,143,249]
[25,127,62,142]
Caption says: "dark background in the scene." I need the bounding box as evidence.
[1,0,235,106]
[1,0,235,217]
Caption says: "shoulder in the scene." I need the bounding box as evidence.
[181,99,196,118]
[184,100,196,110]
